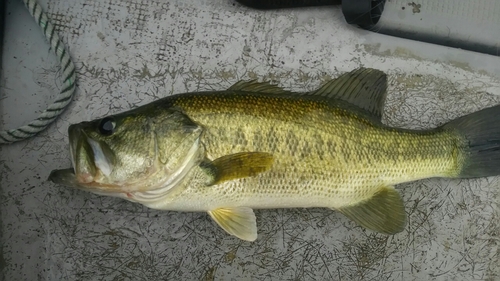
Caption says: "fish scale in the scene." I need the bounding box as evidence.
[49,68,500,241]
[155,91,460,210]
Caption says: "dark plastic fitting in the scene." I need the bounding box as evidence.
[234,0,341,10]
[342,0,385,29]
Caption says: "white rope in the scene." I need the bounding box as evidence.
[0,0,77,144]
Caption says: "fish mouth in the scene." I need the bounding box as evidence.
[50,123,119,194]
[67,124,115,185]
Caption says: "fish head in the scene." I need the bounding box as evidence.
[50,107,204,200]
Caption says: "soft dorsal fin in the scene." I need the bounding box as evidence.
[228,80,294,95]
[307,68,388,120]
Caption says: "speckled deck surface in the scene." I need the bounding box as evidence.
[1,0,500,280]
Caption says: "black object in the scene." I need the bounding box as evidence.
[235,0,341,10]
[341,0,385,29]
[235,0,385,29]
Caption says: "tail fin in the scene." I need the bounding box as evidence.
[443,105,500,178]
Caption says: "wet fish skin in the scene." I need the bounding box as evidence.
[49,68,500,241]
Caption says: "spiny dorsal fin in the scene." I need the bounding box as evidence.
[208,207,258,241]
[308,68,388,120]
[200,152,274,185]
[336,185,406,234]
[228,80,294,95]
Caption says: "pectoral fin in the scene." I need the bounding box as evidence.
[337,186,406,234]
[200,152,274,185]
[208,207,258,241]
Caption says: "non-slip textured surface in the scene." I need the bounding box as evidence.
[1,0,500,280]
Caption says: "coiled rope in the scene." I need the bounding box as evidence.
[0,0,76,144]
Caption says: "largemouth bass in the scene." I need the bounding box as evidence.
[49,68,500,241]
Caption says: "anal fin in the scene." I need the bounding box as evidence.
[337,186,406,234]
[208,207,258,241]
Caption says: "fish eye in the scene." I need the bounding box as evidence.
[98,117,116,136]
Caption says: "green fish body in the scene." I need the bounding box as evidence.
[49,68,500,241]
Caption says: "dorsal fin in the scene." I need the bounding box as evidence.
[306,68,388,120]
[228,68,388,120]
[228,80,294,95]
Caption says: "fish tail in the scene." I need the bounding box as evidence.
[443,104,500,178]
